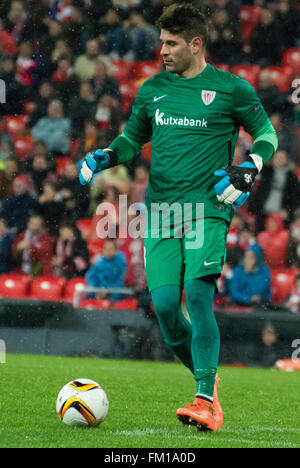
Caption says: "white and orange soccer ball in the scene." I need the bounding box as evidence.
[56,379,109,427]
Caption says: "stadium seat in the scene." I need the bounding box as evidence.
[30,276,67,301]
[119,80,139,115]
[133,61,162,80]
[0,274,30,299]
[76,219,92,240]
[231,65,261,89]
[88,240,104,261]
[56,157,72,176]
[13,135,34,161]
[282,48,300,74]
[78,299,111,310]
[239,6,263,46]
[271,269,299,303]
[213,64,230,72]
[64,278,86,303]
[264,66,293,93]
[111,60,133,82]
[2,115,28,137]
[112,299,138,310]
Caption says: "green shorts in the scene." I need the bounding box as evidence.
[144,217,229,292]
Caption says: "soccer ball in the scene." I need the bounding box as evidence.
[56,378,109,427]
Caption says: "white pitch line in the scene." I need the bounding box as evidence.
[107,429,300,448]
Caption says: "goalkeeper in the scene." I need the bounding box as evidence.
[79,3,278,432]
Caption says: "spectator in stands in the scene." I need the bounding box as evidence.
[36,183,66,236]
[63,6,94,57]
[0,158,19,202]
[129,163,149,203]
[16,40,42,90]
[126,7,160,61]
[32,99,71,156]
[0,218,14,274]
[27,81,56,129]
[99,9,129,60]
[27,152,58,195]
[257,213,289,269]
[74,38,111,82]
[95,93,122,141]
[69,82,96,135]
[257,69,282,116]
[270,113,300,163]
[285,274,300,314]
[91,59,120,103]
[0,18,17,55]
[4,0,28,44]
[88,185,120,241]
[0,55,26,117]
[58,161,90,220]
[51,56,81,112]
[229,244,271,306]
[208,8,243,65]
[248,150,300,233]
[90,163,131,214]
[0,175,36,234]
[73,118,108,163]
[277,0,300,49]
[38,19,65,74]
[250,8,283,66]
[52,221,90,279]
[0,135,14,164]
[13,214,54,276]
[86,238,128,301]
[287,209,300,269]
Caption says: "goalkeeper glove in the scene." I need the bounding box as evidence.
[78,149,112,186]
[213,154,263,207]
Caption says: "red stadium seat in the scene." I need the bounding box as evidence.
[282,48,300,74]
[239,6,263,46]
[133,61,162,80]
[213,64,230,72]
[231,65,260,89]
[64,278,86,303]
[2,115,28,137]
[13,135,34,161]
[30,276,66,301]
[112,299,138,310]
[76,219,92,240]
[119,80,139,115]
[79,299,111,310]
[88,240,104,262]
[264,66,293,93]
[56,157,72,176]
[0,274,30,299]
[111,60,133,82]
[271,269,299,303]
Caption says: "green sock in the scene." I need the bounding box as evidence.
[184,278,220,401]
[151,285,194,373]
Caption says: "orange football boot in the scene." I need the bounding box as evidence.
[176,374,223,432]
[213,374,223,430]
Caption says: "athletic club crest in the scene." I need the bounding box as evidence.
[202,90,216,106]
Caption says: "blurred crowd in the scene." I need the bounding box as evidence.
[0,0,300,313]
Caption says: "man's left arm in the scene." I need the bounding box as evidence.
[214,78,278,207]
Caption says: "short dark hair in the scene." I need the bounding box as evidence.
[156,3,208,46]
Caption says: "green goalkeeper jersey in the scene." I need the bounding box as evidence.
[110,63,278,223]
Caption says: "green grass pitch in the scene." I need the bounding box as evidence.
[0,354,299,448]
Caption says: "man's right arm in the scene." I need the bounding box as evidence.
[79,83,152,185]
